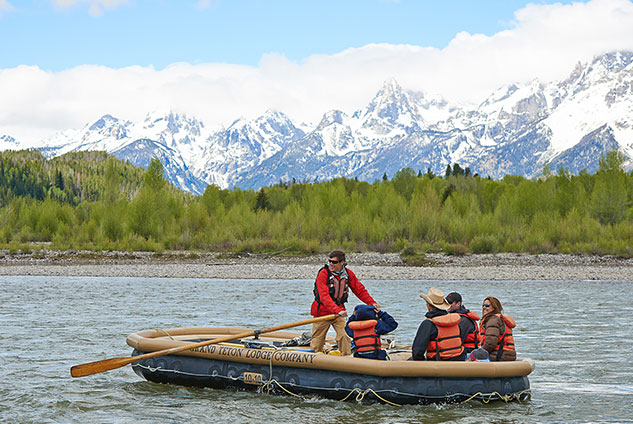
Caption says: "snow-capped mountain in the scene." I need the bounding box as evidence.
[192,110,305,189]
[239,52,633,187]
[0,135,19,149]
[5,51,633,192]
[37,112,209,194]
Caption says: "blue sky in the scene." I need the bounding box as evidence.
[2,0,581,70]
[1,0,633,144]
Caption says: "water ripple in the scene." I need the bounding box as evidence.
[1,276,632,423]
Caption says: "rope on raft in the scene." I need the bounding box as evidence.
[261,354,401,405]
[135,358,531,406]
[260,354,530,406]
[260,376,531,406]
[153,328,175,340]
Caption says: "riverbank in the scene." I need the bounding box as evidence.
[1,250,632,280]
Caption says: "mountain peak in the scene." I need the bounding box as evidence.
[316,110,347,131]
[480,84,520,108]
[88,114,119,131]
[373,78,406,102]
[591,51,633,72]
[257,109,294,126]
[142,110,204,136]
[380,77,403,92]
[361,78,420,129]
[0,134,18,150]
[262,109,285,119]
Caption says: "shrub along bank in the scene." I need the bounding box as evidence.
[1,150,632,257]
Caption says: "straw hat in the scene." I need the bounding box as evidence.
[419,288,450,310]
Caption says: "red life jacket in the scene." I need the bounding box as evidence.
[313,265,349,306]
[426,314,464,360]
[458,311,480,350]
[480,314,516,360]
[348,320,381,354]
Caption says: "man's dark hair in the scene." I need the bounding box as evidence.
[329,250,346,261]
[446,292,462,304]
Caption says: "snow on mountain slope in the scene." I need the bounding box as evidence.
[112,137,207,194]
[36,112,209,194]
[544,52,633,157]
[0,135,20,151]
[192,109,305,188]
[40,114,133,157]
[5,51,633,192]
[140,111,210,166]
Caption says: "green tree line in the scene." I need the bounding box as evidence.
[0,150,146,205]
[1,149,632,257]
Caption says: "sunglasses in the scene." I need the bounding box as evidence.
[482,303,491,308]
[328,259,342,264]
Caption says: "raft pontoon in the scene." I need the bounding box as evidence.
[126,327,534,405]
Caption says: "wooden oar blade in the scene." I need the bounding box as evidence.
[70,356,134,377]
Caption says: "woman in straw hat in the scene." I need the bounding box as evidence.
[412,288,466,361]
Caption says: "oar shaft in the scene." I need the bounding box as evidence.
[71,314,337,377]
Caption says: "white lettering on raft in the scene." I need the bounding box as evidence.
[191,345,314,364]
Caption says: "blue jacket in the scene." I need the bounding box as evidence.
[345,305,398,359]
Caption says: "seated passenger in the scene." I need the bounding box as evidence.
[446,291,480,354]
[412,288,466,361]
[345,304,398,360]
[480,296,517,361]
[467,348,490,362]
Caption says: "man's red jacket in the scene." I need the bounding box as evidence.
[310,267,376,317]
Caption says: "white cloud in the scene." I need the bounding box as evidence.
[50,0,129,16]
[2,0,633,145]
[195,0,220,11]
[0,0,16,17]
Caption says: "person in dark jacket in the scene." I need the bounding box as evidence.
[412,288,466,361]
[446,292,480,354]
[345,304,398,360]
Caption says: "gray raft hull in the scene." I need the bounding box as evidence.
[131,350,530,405]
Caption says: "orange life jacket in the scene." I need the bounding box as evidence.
[348,320,381,354]
[458,311,480,350]
[426,314,464,360]
[480,314,516,360]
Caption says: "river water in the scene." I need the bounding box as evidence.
[1,275,632,423]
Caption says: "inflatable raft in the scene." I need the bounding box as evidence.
[126,327,534,405]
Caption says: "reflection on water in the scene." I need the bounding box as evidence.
[1,276,632,423]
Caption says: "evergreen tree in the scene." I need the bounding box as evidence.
[254,188,270,211]
[445,164,452,179]
[452,164,464,177]
[55,170,64,190]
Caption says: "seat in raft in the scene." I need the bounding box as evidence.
[126,327,534,405]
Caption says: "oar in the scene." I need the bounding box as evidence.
[70,314,336,378]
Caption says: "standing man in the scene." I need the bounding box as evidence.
[310,250,380,355]
[412,288,465,361]
[446,292,480,354]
